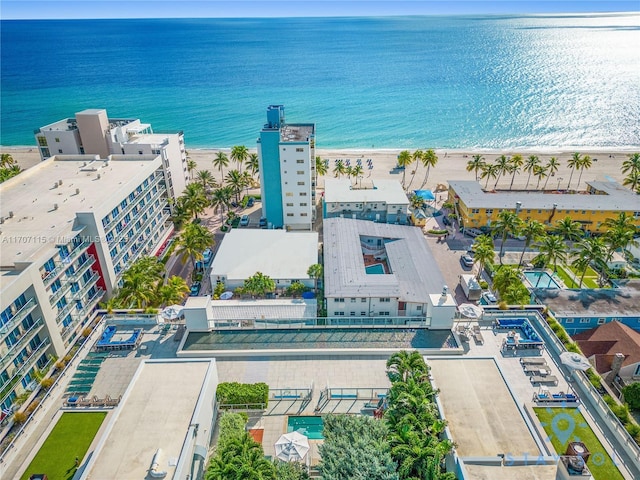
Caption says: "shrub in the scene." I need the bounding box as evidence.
[622,382,640,411]
[427,229,448,235]
[498,301,508,310]
[81,327,92,338]
[586,369,602,390]
[216,412,248,452]
[216,382,269,408]
[565,342,581,353]
[25,400,40,415]
[479,280,489,289]
[40,378,54,390]
[13,411,27,424]
[55,360,66,370]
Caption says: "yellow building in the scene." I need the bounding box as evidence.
[447,180,640,234]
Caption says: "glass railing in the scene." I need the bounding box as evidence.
[66,255,96,282]
[0,318,44,369]
[108,185,166,249]
[42,241,91,287]
[0,337,51,405]
[0,298,37,339]
[72,272,100,301]
[69,288,105,328]
[113,209,169,265]
[55,301,75,323]
[49,280,73,306]
[106,174,163,229]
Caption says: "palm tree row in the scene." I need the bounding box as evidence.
[385,351,456,480]
[396,149,439,192]
[331,159,365,186]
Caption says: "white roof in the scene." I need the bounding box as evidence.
[323,218,446,302]
[324,178,409,205]
[210,229,318,281]
[210,298,317,319]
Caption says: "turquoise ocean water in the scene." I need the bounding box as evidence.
[1,14,639,148]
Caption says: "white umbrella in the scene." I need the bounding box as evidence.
[560,352,592,371]
[458,303,484,319]
[161,305,184,320]
[275,431,310,462]
[220,291,233,300]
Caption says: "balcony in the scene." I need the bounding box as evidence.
[42,241,91,287]
[67,288,104,333]
[49,280,73,306]
[55,301,75,323]
[0,298,37,340]
[72,271,100,301]
[106,174,163,229]
[67,255,96,282]
[113,210,169,265]
[0,318,44,369]
[0,337,51,405]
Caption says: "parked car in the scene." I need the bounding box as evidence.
[202,248,213,264]
[461,254,474,268]
[259,217,267,228]
[481,292,497,304]
[194,261,204,272]
[463,228,483,238]
[247,197,255,207]
[240,215,250,226]
[190,282,201,296]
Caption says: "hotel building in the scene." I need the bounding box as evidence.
[448,180,640,234]
[257,105,316,230]
[35,108,188,199]
[0,153,175,414]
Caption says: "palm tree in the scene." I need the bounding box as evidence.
[492,266,523,298]
[230,145,249,173]
[0,153,16,167]
[351,164,364,188]
[386,350,428,383]
[0,164,22,183]
[492,210,523,264]
[315,156,328,177]
[518,220,545,266]
[243,272,276,298]
[573,237,606,288]
[466,154,485,181]
[344,165,353,182]
[182,183,208,220]
[196,169,217,191]
[566,152,581,189]
[405,149,423,191]
[554,216,583,243]
[117,256,165,308]
[187,158,197,180]
[603,212,638,253]
[158,275,190,305]
[175,222,213,270]
[480,163,499,189]
[472,235,495,280]
[535,233,568,275]
[212,151,229,179]
[397,150,413,189]
[332,159,346,178]
[543,157,560,190]
[575,154,592,189]
[307,263,323,295]
[533,164,548,189]
[508,154,524,190]
[621,153,640,193]
[211,186,233,224]
[494,155,510,189]
[246,153,259,177]
[523,155,539,189]
[225,169,246,203]
[418,149,438,190]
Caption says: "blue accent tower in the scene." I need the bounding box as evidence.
[258,105,286,228]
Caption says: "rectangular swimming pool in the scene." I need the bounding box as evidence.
[523,271,562,289]
[288,416,324,440]
[365,263,385,274]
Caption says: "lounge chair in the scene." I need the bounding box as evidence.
[520,357,547,365]
[104,395,121,407]
[530,375,558,386]
[523,365,548,375]
[473,330,484,344]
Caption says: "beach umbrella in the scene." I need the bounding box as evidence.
[220,291,233,300]
[458,303,483,319]
[275,431,310,462]
[161,305,184,320]
[560,352,592,371]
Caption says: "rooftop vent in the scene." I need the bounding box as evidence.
[75,188,80,195]
[9,211,14,218]
[441,285,448,297]
[58,179,63,185]
[54,204,58,210]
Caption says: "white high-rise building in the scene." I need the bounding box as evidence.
[35,109,189,198]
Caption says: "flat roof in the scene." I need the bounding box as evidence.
[209,298,317,319]
[210,229,318,281]
[533,281,640,318]
[85,360,213,480]
[280,123,314,143]
[0,154,162,267]
[428,358,540,457]
[448,180,640,211]
[324,178,409,205]
[323,218,446,301]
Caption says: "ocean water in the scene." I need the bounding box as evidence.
[1,15,639,148]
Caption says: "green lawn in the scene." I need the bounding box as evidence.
[21,412,107,480]
[557,266,600,289]
[556,267,579,288]
[534,408,624,480]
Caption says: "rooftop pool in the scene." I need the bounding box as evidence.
[288,416,324,440]
[182,327,458,351]
[523,271,562,289]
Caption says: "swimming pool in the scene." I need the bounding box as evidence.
[365,263,385,274]
[523,271,562,289]
[288,416,324,440]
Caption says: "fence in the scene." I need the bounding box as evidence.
[213,316,429,329]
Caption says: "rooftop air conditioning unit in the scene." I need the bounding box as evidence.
[58,179,63,185]
[54,204,59,210]
[9,211,14,218]
[75,188,80,195]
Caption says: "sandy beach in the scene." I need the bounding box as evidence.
[2,145,636,192]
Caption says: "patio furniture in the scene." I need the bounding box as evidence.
[520,357,548,365]
[523,365,549,375]
[473,330,484,344]
[530,375,558,386]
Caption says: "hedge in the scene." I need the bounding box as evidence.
[216,382,269,408]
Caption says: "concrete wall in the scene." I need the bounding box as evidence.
[279,142,312,230]
[258,129,283,228]
[76,110,110,158]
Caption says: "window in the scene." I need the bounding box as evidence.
[296,159,304,164]
[471,209,480,214]
[580,318,591,324]
[300,213,308,217]
[416,305,422,311]
[285,192,294,197]
[55,137,60,143]
[286,203,294,207]
[287,213,294,217]
[300,192,307,196]
[297,181,305,186]
[351,298,356,303]
[58,149,63,154]
[297,171,305,175]
[361,298,367,303]
[296,148,304,152]
[597,318,606,325]
[635,364,640,376]
[380,298,390,302]
[565,318,574,323]
[361,312,366,316]
[379,311,390,316]
[350,312,356,316]
[334,298,345,303]
[336,311,345,316]
[300,203,307,207]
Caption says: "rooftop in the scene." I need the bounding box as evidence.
[532,280,640,318]
[210,229,318,281]
[83,360,215,480]
[280,123,314,143]
[448,180,640,211]
[323,218,446,301]
[573,321,640,374]
[324,178,409,205]
[209,298,317,320]
[0,154,162,269]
